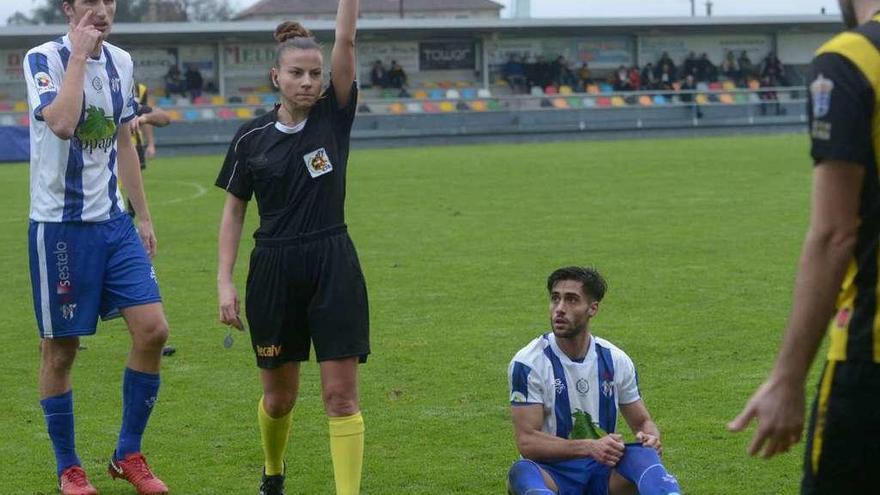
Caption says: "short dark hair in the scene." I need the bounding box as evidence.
[547,266,607,302]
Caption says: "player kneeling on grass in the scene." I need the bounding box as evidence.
[507,267,681,495]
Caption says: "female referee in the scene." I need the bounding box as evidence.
[214,1,366,494]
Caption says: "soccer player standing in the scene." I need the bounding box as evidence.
[507,267,680,495]
[24,1,170,493]
[215,1,366,494]
[729,1,880,493]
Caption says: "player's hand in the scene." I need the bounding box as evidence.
[146,143,157,159]
[727,376,805,459]
[218,282,241,327]
[69,10,102,58]
[586,433,625,467]
[138,218,157,258]
[130,115,141,136]
[636,431,663,456]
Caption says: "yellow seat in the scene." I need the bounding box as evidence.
[389,103,406,114]
[14,101,28,112]
[244,95,261,106]
[638,95,653,106]
[719,94,735,104]
[167,109,183,122]
[471,100,488,112]
[552,98,569,109]
[413,90,428,100]
[611,96,626,107]
[255,85,271,93]
[210,95,226,105]
[586,84,600,95]
[696,94,709,105]
[559,85,573,95]
[439,101,456,112]
[236,108,254,119]
[748,79,761,90]
[722,81,736,91]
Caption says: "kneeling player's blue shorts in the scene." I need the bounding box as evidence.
[28,215,162,339]
[538,457,610,495]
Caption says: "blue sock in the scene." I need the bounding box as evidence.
[115,368,161,460]
[508,460,555,495]
[617,444,682,495]
[40,390,81,476]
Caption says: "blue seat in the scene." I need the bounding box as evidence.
[460,88,478,99]
[429,89,445,101]
[599,83,613,94]
[261,94,277,105]
[156,97,174,107]
[183,109,201,121]
[653,95,667,105]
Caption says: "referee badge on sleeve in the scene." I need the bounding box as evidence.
[304,148,333,178]
[810,74,834,119]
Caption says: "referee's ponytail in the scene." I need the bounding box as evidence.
[274,21,321,66]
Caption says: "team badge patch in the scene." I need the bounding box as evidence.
[92,76,103,92]
[303,148,333,178]
[810,73,834,119]
[34,72,55,94]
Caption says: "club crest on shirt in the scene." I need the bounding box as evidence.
[92,76,103,92]
[34,72,55,94]
[303,148,333,178]
[810,73,834,119]
[576,378,590,395]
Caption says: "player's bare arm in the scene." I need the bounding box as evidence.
[619,400,662,455]
[512,403,625,467]
[728,161,863,458]
[42,10,100,139]
[117,124,157,257]
[217,193,248,326]
[331,0,358,108]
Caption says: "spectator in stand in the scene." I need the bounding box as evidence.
[682,52,698,79]
[553,56,577,88]
[370,60,387,89]
[656,51,676,79]
[761,51,789,86]
[658,63,675,90]
[388,60,408,89]
[759,69,783,116]
[720,50,741,84]
[679,74,703,118]
[614,65,631,91]
[184,64,203,101]
[641,62,658,90]
[503,54,527,93]
[535,56,553,89]
[163,65,184,98]
[627,66,641,91]
[738,50,756,79]
[577,62,593,90]
[657,64,675,91]
[696,53,717,83]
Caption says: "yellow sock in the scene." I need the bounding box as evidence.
[258,397,292,476]
[329,412,364,495]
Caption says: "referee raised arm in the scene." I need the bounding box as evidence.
[215,1,366,494]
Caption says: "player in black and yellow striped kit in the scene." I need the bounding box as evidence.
[728,1,880,493]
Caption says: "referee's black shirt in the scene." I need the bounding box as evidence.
[215,82,358,240]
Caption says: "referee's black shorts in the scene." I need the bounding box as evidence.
[801,360,880,494]
[245,224,369,369]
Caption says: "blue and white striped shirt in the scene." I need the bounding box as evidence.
[24,35,137,223]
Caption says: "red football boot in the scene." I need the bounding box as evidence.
[59,466,98,495]
[108,453,168,495]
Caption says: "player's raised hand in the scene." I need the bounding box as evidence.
[636,431,663,456]
[587,433,625,467]
[69,10,102,58]
[727,376,805,459]
[218,282,241,327]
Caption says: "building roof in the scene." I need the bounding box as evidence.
[235,0,504,19]
[0,16,841,49]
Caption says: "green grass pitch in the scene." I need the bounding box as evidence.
[0,134,823,494]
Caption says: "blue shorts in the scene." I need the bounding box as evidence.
[28,215,162,339]
[538,458,610,495]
